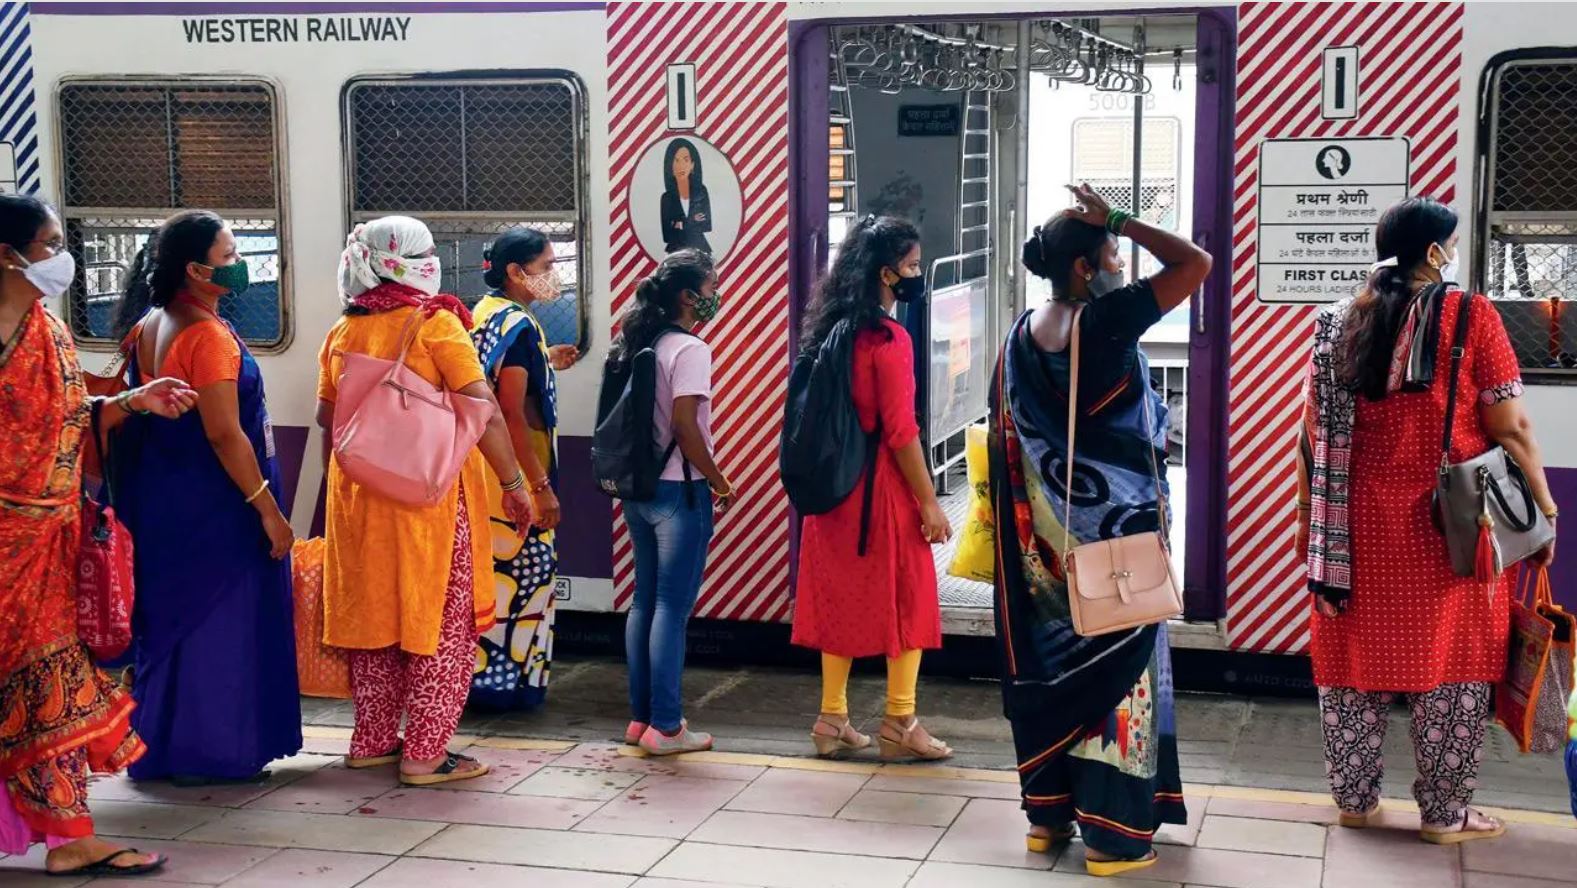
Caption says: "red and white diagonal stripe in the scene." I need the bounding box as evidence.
[604,2,793,622]
[1225,1,1463,653]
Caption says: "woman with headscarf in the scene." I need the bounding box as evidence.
[467,227,578,709]
[659,138,712,254]
[113,210,302,786]
[993,185,1211,877]
[316,216,534,786]
[0,194,197,878]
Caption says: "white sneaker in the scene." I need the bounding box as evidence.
[638,721,713,756]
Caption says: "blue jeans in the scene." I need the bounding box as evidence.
[624,480,714,733]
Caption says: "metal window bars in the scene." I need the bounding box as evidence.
[1479,57,1577,373]
[56,79,288,348]
[344,76,590,349]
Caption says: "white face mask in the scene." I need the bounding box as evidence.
[17,249,76,299]
[1433,242,1459,284]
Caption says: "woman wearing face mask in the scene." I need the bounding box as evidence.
[110,210,302,786]
[614,248,731,755]
[791,215,953,762]
[1298,197,1554,844]
[0,195,197,878]
[993,185,1210,876]
[318,216,534,786]
[467,227,577,709]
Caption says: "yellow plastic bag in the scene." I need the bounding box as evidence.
[948,424,995,583]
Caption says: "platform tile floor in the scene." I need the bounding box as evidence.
[1,722,1572,888]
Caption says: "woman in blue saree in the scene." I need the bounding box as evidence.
[112,211,301,783]
[990,185,1211,877]
[468,227,576,709]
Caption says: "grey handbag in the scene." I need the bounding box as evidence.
[1432,290,1555,578]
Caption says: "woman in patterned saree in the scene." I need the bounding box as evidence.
[991,185,1211,877]
[0,194,197,877]
[468,226,578,708]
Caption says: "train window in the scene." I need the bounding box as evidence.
[56,79,287,348]
[1071,116,1182,282]
[1479,55,1577,373]
[344,76,589,348]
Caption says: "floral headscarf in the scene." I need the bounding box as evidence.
[337,216,442,305]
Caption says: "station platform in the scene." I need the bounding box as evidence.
[3,661,1571,887]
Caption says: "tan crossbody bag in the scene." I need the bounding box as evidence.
[1061,304,1183,636]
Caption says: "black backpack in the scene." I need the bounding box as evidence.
[779,319,881,555]
[592,326,695,502]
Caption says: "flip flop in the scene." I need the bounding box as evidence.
[1085,850,1158,878]
[346,742,403,769]
[1339,803,1380,828]
[1026,825,1077,853]
[399,752,489,786]
[1420,808,1505,845]
[48,849,167,878]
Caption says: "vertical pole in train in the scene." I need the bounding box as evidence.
[1130,22,1146,279]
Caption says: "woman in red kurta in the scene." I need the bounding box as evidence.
[792,216,950,762]
[1298,198,1558,845]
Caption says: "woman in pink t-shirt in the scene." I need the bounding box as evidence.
[613,249,734,755]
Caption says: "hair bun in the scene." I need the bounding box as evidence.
[1021,230,1049,279]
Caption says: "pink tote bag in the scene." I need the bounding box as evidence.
[332,309,492,506]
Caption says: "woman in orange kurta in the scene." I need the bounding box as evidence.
[317,216,533,787]
[0,194,197,877]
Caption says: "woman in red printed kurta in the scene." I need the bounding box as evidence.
[1298,198,1557,845]
[792,216,950,762]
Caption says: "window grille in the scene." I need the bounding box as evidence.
[57,80,286,347]
[1072,117,1181,282]
[345,76,588,348]
[1478,56,1577,373]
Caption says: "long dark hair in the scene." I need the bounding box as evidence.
[0,194,54,256]
[113,210,226,338]
[800,215,920,357]
[1339,197,1458,400]
[1022,214,1112,300]
[610,248,714,361]
[483,226,550,290]
[663,138,704,196]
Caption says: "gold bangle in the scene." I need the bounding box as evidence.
[711,483,733,498]
[244,480,270,504]
[499,470,526,493]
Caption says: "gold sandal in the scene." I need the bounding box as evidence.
[877,718,952,762]
[810,717,871,758]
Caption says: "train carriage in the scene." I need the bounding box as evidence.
[7,0,1576,688]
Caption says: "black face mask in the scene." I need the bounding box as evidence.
[890,270,927,304]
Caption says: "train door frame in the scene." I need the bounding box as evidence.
[787,8,1239,625]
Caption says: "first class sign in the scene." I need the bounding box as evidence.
[182,16,411,44]
[1255,136,1410,304]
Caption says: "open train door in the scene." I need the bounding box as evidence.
[788,11,1237,645]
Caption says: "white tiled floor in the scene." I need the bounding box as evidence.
[3,738,1572,887]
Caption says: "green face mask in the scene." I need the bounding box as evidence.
[692,288,722,322]
[207,260,250,295]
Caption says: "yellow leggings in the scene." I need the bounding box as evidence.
[819,650,923,718]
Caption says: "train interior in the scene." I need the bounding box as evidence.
[823,14,1206,631]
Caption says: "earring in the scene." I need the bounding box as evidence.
[1084,272,1094,282]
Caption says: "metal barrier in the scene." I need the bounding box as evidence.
[344,76,589,349]
[1480,56,1577,373]
[57,79,286,348]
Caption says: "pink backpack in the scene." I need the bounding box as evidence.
[332,309,491,506]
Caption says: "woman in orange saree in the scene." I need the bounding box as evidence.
[0,195,196,878]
